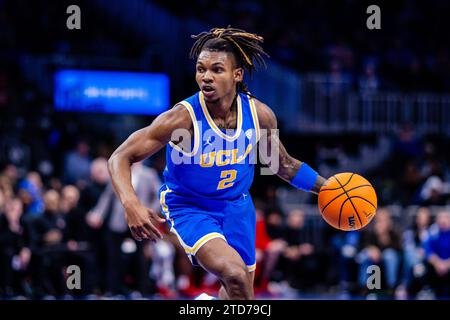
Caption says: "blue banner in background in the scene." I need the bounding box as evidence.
[54,69,170,115]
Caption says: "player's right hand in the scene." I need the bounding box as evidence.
[125,201,166,242]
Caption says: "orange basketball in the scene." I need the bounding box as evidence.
[318,172,377,231]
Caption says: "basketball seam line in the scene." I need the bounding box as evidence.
[337,196,373,229]
[345,196,376,209]
[338,197,350,229]
[321,184,371,212]
[320,173,355,191]
[333,176,363,229]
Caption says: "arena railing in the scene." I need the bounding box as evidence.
[295,73,450,135]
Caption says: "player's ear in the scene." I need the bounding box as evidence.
[234,67,244,83]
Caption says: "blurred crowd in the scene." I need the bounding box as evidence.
[0,154,174,299]
[0,131,449,300]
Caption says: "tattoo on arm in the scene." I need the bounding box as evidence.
[277,142,300,182]
[277,144,326,195]
[256,99,326,194]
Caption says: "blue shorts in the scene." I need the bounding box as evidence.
[159,185,256,272]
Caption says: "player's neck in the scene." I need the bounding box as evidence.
[205,91,237,120]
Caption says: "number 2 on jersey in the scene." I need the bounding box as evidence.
[217,170,237,190]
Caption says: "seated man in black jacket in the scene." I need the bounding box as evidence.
[32,189,67,297]
[0,197,32,298]
[62,185,97,296]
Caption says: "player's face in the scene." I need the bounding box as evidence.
[196,50,243,103]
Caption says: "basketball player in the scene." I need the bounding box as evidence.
[108,27,326,300]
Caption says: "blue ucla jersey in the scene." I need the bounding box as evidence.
[163,91,260,200]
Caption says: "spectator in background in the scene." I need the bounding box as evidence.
[17,171,45,217]
[357,208,402,295]
[0,198,32,298]
[63,140,92,188]
[61,185,96,296]
[424,210,450,298]
[253,208,286,295]
[61,186,87,243]
[265,209,285,240]
[279,209,320,291]
[78,157,110,212]
[256,207,289,292]
[87,162,163,297]
[397,207,433,299]
[74,157,109,294]
[331,230,361,295]
[32,189,66,298]
[1,164,18,200]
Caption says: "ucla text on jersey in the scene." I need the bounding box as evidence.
[164,91,260,200]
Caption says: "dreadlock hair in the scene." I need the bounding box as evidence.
[190,26,269,96]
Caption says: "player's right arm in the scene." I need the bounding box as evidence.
[108,104,192,242]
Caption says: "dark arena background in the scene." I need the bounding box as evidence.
[0,0,450,304]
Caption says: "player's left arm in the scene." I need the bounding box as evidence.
[254,99,326,194]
